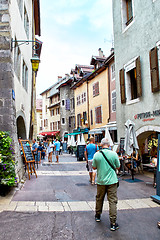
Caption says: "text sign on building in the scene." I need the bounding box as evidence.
[134,110,160,121]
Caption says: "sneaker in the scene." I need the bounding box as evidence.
[95,214,101,222]
[110,223,119,231]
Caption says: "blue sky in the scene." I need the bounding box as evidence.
[36,0,113,96]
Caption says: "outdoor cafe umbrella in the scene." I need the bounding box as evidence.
[124,119,139,180]
[105,126,113,147]
[80,133,86,145]
[77,134,81,145]
[124,119,139,155]
[67,135,71,146]
[70,135,76,147]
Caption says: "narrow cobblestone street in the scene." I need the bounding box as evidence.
[0,153,160,240]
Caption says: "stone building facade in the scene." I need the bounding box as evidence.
[58,75,75,140]
[0,0,41,180]
[112,0,160,153]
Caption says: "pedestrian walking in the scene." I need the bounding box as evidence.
[54,138,60,163]
[46,139,53,163]
[92,138,120,231]
[32,139,38,163]
[84,136,99,185]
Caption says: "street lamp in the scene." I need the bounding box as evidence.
[31,54,40,72]
[11,38,41,72]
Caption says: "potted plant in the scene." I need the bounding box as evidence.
[0,131,17,196]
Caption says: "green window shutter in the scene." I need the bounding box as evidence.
[119,68,126,103]
[149,47,159,92]
[136,56,142,97]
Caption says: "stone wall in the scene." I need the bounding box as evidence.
[0,0,24,182]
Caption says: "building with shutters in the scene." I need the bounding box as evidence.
[112,0,160,157]
[57,75,75,141]
[40,78,64,139]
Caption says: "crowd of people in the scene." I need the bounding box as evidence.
[31,138,63,163]
[19,135,159,231]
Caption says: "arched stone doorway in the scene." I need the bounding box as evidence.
[16,116,26,139]
[136,125,160,162]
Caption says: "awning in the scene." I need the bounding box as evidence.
[106,122,117,131]
[39,131,59,136]
[64,132,81,137]
[89,126,106,134]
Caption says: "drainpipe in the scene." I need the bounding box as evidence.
[87,80,90,137]
[107,64,111,123]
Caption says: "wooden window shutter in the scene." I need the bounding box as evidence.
[119,68,126,103]
[136,56,142,97]
[149,47,159,92]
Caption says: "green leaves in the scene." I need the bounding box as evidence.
[0,131,16,187]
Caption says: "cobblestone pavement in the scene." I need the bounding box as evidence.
[0,153,160,240]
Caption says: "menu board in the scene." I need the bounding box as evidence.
[120,137,125,154]
[20,140,34,162]
[77,145,85,160]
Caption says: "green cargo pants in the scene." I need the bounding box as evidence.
[95,183,118,224]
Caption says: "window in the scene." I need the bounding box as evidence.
[24,6,29,38]
[62,118,65,124]
[95,106,102,124]
[17,0,23,17]
[70,97,75,110]
[90,110,93,125]
[120,56,142,103]
[121,0,133,30]
[126,0,133,25]
[50,122,52,131]
[83,112,87,124]
[14,40,21,80]
[65,99,70,110]
[69,116,72,128]
[81,92,86,103]
[62,99,65,106]
[77,95,81,105]
[44,119,48,127]
[77,114,82,127]
[51,109,54,116]
[22,60,28,91]
[112,90,116,112]
[93,82,99,97]
[46,119,48,127]
[149,46,159,92]
[45,105,47,113]
[111,63,115,80]
[58,121,60,130]
[56,108,59,115]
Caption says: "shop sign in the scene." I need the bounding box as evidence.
[134,110,160,121]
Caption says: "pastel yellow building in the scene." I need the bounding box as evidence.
[88,67,109,130]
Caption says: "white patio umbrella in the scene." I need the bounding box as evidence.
[70,135,76,147]
[80,133,86,145]
[124,119,139,155]
[105,127,113,147]
[67,135,71,146]
[77,134,81,145]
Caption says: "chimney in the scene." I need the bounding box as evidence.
[65,73,70,80]
[98,48,104,57]
[58,76,62,81]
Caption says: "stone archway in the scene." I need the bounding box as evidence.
[16,116,26,139]
[136,125,160,138]
[136,125,160,157]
